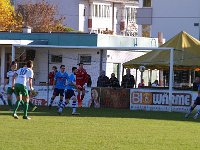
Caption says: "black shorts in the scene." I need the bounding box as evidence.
[65,89,75,99]
[53,88,64,97]
[194,97,200,105]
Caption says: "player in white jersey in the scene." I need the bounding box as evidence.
[12,60,34,120]
[3,61,17,109]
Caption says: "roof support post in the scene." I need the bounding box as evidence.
[11,45,15,61]
[169,48,174,112]
[1,46,5,85]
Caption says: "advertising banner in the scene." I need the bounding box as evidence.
[88,87,100,108]
[130,89,193,112]
[0,86,91,108]
[101,88,130,108]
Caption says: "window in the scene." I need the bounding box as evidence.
[106,6,110,18]
[83,7,86,16]
[79,55,91,65]
[51,55,62,63]
[94,5,98,17]
[143,0,151,7]
[99,5,101,17]
[93,4,110,18]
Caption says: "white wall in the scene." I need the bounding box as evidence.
[34,48,103,87]
[151,0,200,40]
[33,48,151,87]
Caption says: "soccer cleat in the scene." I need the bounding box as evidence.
[32,106,37,112]
[13,113,19,119]
[72,112,80,115]
[23,116,31,120]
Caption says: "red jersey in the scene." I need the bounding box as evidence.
[76,68,88,87]
[48,71,56,85]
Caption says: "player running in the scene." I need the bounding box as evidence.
[185,77,200,119]
[0,91,6,106]
[58,67,80,115]
[12,60,34,120]
[3,61,17,109]
[49,65,69,109]
[76,63,88,107]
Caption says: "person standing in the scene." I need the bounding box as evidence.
[192,77,200,91]
[49,65,68,109]
[3,61,18,109]
[138,79,145,88]
[87,74,92,87]
[0,92,6,105]
[97,70,110,87]
[109,73,120,88]
[12,60,34,120]
[76,63,88,107]
[151,80,159,87]
[48,66,58,85]
[185,78,200,119]
[58,67,80,115]
[121,69,135,88]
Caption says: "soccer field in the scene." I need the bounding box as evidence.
[0,106,200,150]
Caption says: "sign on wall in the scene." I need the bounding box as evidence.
[0,86,91,108]
[130,89,192,112]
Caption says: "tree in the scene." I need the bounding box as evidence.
[0,0,22,31]
[16,0,72,32]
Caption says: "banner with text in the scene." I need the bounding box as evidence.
[130,89,192,112]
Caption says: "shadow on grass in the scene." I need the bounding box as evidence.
[0,106,199,123]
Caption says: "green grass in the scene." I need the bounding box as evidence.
[0,106,200,150]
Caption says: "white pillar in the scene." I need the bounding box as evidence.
[169,48,174,112]
[189,70,192,87]
[1,47,5,85]
[120,4,126,35]
[12,45,15,61]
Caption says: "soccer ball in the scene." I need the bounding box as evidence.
[139,66,145,72]
[31,90,38,97]
[58,107,63,113]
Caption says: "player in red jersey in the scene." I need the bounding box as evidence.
[76,63,88,107]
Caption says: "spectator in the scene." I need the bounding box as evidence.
[138,79,145,88]
[121,69,135,88]
[48,66,58,85]
[97,70,109,87]
[193,77,200,91]
[151,80,159,87]
[87,74,92,87]
[109,73,120,87]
